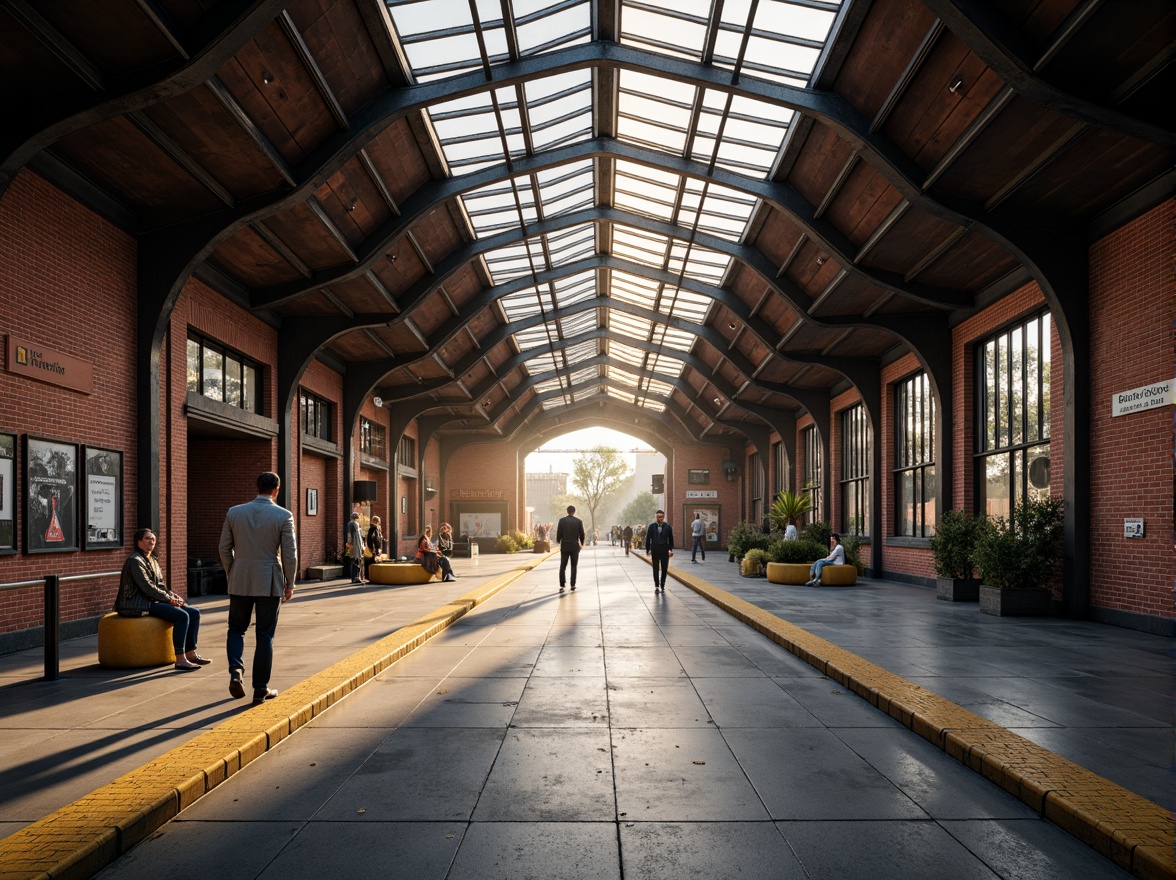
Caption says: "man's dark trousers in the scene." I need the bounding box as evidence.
[227,595,281,688]
[650,550,669,589]
[560,548,579,588]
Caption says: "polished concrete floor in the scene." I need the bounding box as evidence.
[1,545,1169,878]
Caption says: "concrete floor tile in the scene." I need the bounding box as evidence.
[691,677,821,728]
[447,821,621,880]
[401,677,527,728]
[613,727,768,821]
[473,728,615,820]
[672,645,768,678]
[316,727,504,821]
[512,675,609,727]
[606,677,713,728]
[308,675,439,728]
[939,819,1134,879]
[620,822,807,879]
[257,822,464,880]
[452,644,542,677]
[778,820,1002,880]
[532,645,606,677]
[725,728,927,821]
[603,645,685,678]
[92,820,300,880]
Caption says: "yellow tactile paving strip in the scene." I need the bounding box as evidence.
[0,558,546,880]
[668,565,1176,880]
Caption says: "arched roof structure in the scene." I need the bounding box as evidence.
[2,0,1170,548]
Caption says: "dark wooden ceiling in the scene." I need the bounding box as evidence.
[1,0,1171,450]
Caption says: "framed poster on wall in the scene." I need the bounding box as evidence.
[306,488,318,516]
[82,446,122,549]
[24,435,79,554]
[0,431,15,554]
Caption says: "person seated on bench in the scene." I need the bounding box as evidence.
[417,525,455,582]
[116,528,212,671]
[438,522,455,558]
[807,533,846,585]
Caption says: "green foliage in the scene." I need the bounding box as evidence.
[768,490,811,532]
[728,520,771,557]
[742,548,770,576]
[570,446,631,532]
[971,497,1064,590]
[619,491,659,528]
[509,529,534,549]
[768,537,828,564]
[801,520,832,547]
[496,534,520,553]
[840,533,864,573]
[929,509,982,579]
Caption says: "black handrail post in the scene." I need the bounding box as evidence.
[44,575,60,681]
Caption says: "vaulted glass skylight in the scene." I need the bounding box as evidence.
[381,0,842,417]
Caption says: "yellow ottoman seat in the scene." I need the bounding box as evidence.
[97,613,175,668]
[766,563,810,585]
[368,562,440,585]
[814,564,858,586]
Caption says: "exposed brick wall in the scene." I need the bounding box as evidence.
[297,358,343,569]
[1088,200,1174,619]
[0,171,138,634]
[673,444,739,550]
[166,278,279,592]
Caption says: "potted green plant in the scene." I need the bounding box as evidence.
[741,548,769,577]
[972,497,1063,616]
[727,520,768,562]
[765,537,830,584]
[929,509,983,602]
[769,490,811,535]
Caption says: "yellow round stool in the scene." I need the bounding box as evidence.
[97,613,175,668]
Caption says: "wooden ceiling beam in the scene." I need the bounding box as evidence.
[277,11,348,130]
[206,75,296,185]
[6,0,106,91]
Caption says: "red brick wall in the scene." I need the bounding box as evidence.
[1088,200,1174,620]
[673,443,739,549]
[297,358,344,569]
[439,440,517,556]
[0,171,138,634]
[166,279,279,592]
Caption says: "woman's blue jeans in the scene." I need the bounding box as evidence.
[148,602,201,653]
[809,559,834,583]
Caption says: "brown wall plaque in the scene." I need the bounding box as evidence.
[5,335,93,394]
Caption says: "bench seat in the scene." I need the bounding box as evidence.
[368,562,440,585]
[766,562,857,586]
[97,613,175,668]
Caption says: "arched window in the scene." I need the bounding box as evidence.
[895,373,935,537]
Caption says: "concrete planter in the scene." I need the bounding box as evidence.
[979,585,1052,616]
[936,577,980,602]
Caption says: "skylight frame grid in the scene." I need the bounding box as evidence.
[499,282,551,320]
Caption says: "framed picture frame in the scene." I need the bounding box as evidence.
[401,495,407,514]
[306,487,318,516]
[82,446,122,549]
[682,504,720,545]
[24,435,79,554]
[0,431,16,555]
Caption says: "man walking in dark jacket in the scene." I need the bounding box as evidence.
[555,504,585,593]
[644,510,674,594]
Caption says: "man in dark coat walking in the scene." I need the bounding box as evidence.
[555,504,585,593]
[644,510,674,594]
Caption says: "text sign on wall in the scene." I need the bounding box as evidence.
[685,490,718,499]
[1111,378,1173,417]
[451,489,506,499]
[5,335,93,394]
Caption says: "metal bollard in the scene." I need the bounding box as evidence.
[44,574,60,681]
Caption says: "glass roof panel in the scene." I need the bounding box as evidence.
[620,0,712,60]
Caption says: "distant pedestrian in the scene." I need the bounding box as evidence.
[556,505,585,592]
[364,515,384,579]
[690,512,706,563]
[644,510,674,593]
[218,472,297,705]
[622,523,633,556]
[345,512,365,584]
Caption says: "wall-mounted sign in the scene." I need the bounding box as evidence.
[685,490,718,499]
[1111,378,1173,417]
[451,488,506,498]
[1124,518,1144,539]
[6,335,93,394]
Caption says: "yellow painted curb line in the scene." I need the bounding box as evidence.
[0,556,548,880]
[663,563,1175,879]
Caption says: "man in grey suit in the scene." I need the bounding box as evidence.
[219,471,298,705]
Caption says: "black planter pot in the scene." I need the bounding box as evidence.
[979,585,1052,616]
[936,577,980,602]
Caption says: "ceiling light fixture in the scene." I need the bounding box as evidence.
[713,397,721,405]
[948,75,964,94]
[727,322,736,330]
[816,256,826,266]
[262,71,274,85]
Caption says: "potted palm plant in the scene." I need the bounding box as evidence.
[769,490,811,536]
[741,548,770,577]
[972,497,1063,616]
[929,509,983,601]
